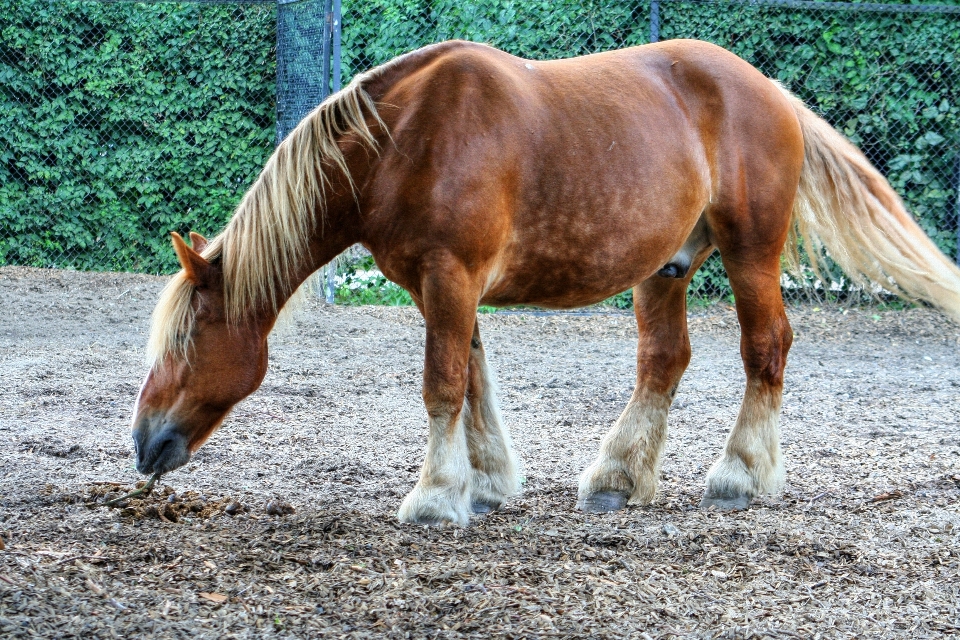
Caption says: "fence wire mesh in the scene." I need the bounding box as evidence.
[277,0,328,142]
[2,0,959,307]
[1,0,277,273]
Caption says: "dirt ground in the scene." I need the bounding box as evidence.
[1,265,958,639]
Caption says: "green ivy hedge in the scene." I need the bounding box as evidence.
[341,1,653,80]
[0,0,276,272]
[2,0,957,290]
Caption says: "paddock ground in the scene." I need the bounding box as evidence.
[0,265,958,638]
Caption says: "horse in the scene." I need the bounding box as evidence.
[131,39,960,525]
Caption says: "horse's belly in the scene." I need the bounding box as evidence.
[480,216,690,309]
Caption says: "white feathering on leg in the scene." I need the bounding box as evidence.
[398,411,473,526]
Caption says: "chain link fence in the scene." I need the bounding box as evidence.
[3,0,959,306]
[1,0,280,273]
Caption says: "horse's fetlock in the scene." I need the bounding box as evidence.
[627,482,658,506]
[579,462,636,499]
[398,480,472,526]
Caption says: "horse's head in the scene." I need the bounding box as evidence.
[132,232,271,476]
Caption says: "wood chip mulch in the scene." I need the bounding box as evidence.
[1,266,959,637]
[2,479,958,638]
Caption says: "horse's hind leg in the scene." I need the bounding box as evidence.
[701,248,793,509]
[463,320,520,513]
[578,272,695,512]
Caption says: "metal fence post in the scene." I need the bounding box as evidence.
[332,0,342,93]
[321,0,333,100]
[955,149,960,265]
[274,0,286,143]
[322,0,338,303]
[650,0,660,43]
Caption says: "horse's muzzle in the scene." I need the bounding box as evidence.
[133,419,191,475]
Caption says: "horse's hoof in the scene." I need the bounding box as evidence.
[398,483,471,526]
[699,494,751,511]
[577,491,629,513]
[471,501,496,514]
[397,513,451,526]
[414,519,447,527]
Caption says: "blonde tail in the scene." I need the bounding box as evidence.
[780,88,960,322]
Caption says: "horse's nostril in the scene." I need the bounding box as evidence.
[132,428,148,461]
[133,422,190,475]
[155,434,174,453]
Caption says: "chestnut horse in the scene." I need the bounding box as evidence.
[132,40,960,525]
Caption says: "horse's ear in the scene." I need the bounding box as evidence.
[188,231,208,254]
[171,232,212,286]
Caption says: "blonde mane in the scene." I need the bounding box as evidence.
[146,71,385,366]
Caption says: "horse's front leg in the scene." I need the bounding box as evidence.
[578,274,694,512]
[397,263,480,526]
[464,320,520,513]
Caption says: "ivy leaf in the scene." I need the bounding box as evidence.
[821,26,844,55]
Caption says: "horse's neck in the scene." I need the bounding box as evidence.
[275,190,361,308]
[300,204,360,279]
[220,163,363,323]
[227,60,409,315]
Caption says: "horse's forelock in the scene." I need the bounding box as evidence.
[146,272,196,367]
